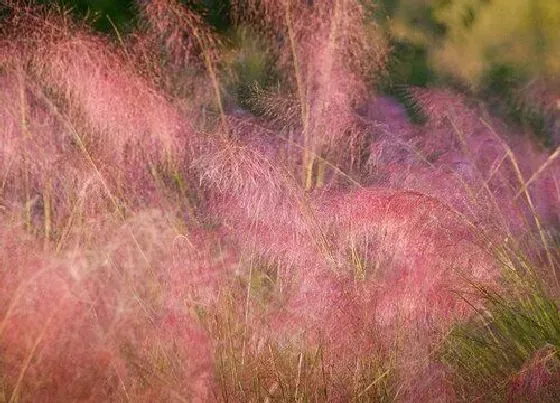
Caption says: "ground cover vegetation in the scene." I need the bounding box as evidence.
[1,0,560,401]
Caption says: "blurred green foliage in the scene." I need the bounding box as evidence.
[378,0,559,143]
[386,0,560,88]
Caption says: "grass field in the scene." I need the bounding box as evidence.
[1,1,560,401]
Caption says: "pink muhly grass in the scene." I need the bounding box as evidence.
[508,345,560,400]
[194,94,514,398]
[136,0,221,73]
[315,188,498,397]
[197,151,322,272]
[196,135,501,397]
[364,88,560,259]
[0,3,203,242]
[414,89,560,275]
[193,119,334,269]
[0,211,229,401]
[135,0,230,132]
[0,68,93,236]
[2,1,560,401]
[230,0,388,188]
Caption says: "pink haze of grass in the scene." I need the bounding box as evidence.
[1,1,560,401]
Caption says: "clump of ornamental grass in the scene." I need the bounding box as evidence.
[317,188,498,399]
[134,0,226,125]
[196,124,502,398]
[194,86,553,399]
[0,4,224,399]
[393,89,560,399]
[0,2,204,243]
[0,211,237,402]
[193,120,341,274]
[357,87,560,398]
[3,1,560,401]
[229,0,389,189]
[442,245,560,401]
[200,255,400,402]
[366,87,560,251]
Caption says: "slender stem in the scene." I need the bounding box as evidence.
[19,67,32,231]
[194,28,229,134]
[294,351,304,400]
[241,256,253,365]
[43,178,52,249]
[283,0,312,189]
[482,118,558,288]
